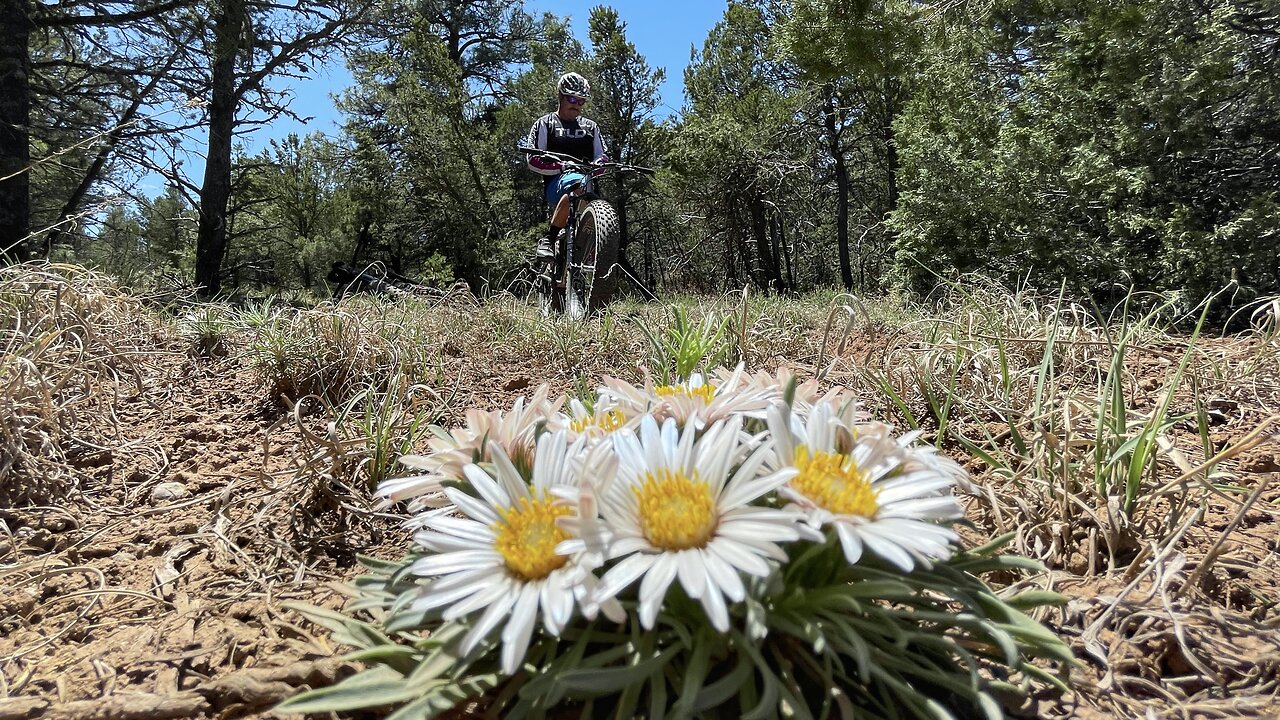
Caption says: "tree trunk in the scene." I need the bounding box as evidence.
[775,212,795,289]
[884,79,900,217]
[194,0,244,296]
[643,224,653,287]
[748,197,782,291]
[0,0,32,261]
[822,86,853,290]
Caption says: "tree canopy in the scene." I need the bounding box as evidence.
[4,0,1276,316]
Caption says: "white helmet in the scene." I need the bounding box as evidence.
[556,72,591,100]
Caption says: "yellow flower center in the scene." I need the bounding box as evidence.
[569,409,626,434]
[654,383,715,404]
[636,469,717,550]
[493,494,572,581]
[792,446,879,517]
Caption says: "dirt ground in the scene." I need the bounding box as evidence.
[0,330,585,719]
[2,324,1279,719]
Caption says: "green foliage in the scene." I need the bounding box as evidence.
[79,187,196,287]
[60,0,1280,310]
[637,305,736,384]
[334,0,555,290]
[667,2,821,292]
[282,536,1071,719]
[185,304,235,358]
[890,0,1280,314]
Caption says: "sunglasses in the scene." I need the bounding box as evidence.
[564,96,587,106]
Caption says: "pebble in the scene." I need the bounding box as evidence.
[150,482,190,503]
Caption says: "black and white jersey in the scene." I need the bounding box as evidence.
[521,112,608,177]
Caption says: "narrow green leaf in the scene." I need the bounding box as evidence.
[276,668,416,713]
[557,645,680,696]
[693,655,752,713]
[670,631,713,719]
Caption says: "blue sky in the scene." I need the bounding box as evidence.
[239,1,727,154]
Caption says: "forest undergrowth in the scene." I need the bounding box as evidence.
[1,262,1278,719]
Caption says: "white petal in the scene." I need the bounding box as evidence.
[444,487,500,525]
[676,550,707,600]
[375,473,441,502]
[835,522,864,564]
[395,453,437,471]
[541,578,575,634]
[501,584,540,674]
[874,517,958,545]
[461,465,511,509]
[865,520,955,560]
[421,515,495,544]
[612,430,646,482]
[410,550,502,577]
[459,590,516,656]
[880,495,963,521]
[599,596,626,623]
[595,553,656,603]
[696,420,736,491]
[719,468,796,508]
[702,547,745,602]
[707,538,771,577]
[603,534,652,559]
[721,439,772,493]
[411,571,497,612]
[897,429,925,446]
[445,574,519,619]
[414,530,487,554]
[875,475,954,502]
[766,404,796,466]
[638,553,679,629]
[698,576,730,632]
[717,520,800,544]
[858,526,916,571]
[665,417,686,468]
[490,442,533,502]
[426,566,501,593]
[670,415,701,476]
[641,416,665,470]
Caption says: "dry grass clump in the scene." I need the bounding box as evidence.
[0,263,175,506]
[818,282,1266,571]
[246,295,448,404]
[807,281,1280,718]
[259,377,444,565]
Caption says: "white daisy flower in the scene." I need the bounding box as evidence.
[766,402,963,572]
[547,397,631,443]
[600,364,777,429]
[722,366,823,409]
[405,430,612,675]
[376,386,565,511]
[592,415,802,631]
[891,428,978,495]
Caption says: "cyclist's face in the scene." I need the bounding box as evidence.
[558,95,586,117]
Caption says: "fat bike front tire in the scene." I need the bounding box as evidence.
[576,199,622,314]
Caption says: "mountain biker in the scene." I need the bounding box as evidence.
[520,72,609,264]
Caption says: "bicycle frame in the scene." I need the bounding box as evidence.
[550,182,596,293]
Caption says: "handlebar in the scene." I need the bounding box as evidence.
[518,146,655,176]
